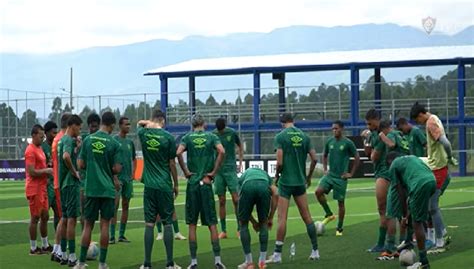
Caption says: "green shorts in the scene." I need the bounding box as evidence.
[318,175,348,201]
[409,180,436,222]
[60,185,80,219]
[278,184,306,199]
[117,180,134,200]
[185,183,217,226]
[386,184,402,219]
[238,181,271,222]
[47,183,56,208]
[144,187,174,224]
[375,170,391,181]
[214,168,238,196]
[83,197,115,221]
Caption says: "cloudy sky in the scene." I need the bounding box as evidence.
[1,0,473,53]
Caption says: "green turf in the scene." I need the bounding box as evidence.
[1,177,473,268]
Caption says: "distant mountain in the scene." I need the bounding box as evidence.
[1,23,473,98]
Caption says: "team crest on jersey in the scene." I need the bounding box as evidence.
[146,138,160,150]
[226,135,231,142]
[339,145,345,151]
[193,137,207,148]
[329,144,334,149]
[92,141,106,153]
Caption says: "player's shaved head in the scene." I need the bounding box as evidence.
[279,112,294,123]
[215,117,226,131]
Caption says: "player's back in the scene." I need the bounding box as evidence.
[80,130,120,198]
[391,156,435,193]
[274,126,311,186]
[138,127,175,190]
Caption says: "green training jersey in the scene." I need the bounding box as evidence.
[41,142,54,185]
[389,155,436,195]
[138,127,176,191]
[114,135,136,182]
[274,126,312,186]
[238,167,273,188]
[180,130,221,185]
[373,130,409,178]
[324,136,357,178]
[407,126,426,157]
[58,135,79,189]
[213,127,241,170]
[78,130,121,198]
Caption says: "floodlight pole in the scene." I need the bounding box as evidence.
[70,67,74,112]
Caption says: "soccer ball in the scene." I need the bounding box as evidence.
[315,221,325,236]
[399,249,416,266]
[86,242,99,260]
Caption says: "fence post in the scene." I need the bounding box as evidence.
[457,63,466,176]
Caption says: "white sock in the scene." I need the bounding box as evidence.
[69,253,77,261]
[191,258,198,265]
[442,228,447,237]
[62,251,67,260]
[436,237,445,247]
[311,249,320,258]
[53,244,60,254]
[273,252,281,259]
[428,228,435,242]
[259,251,267,262]
[245,253,253,263]
[214,256,221,264]
[41,237,49,248]
[30,240,37,251]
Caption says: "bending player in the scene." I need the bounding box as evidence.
[237,168,278,269]
[387,152,435,269]
[266,113,319,263]
[315,120,360,236]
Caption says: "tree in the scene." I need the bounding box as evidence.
[205,94,218,106]
[49,97,63,123]
[19,109,38,136]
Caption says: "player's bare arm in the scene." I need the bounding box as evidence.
[342,152,360,179]
[63,151,80,179]
[176,144,192,178]
[306,149,317,187]
[169,158,179,198]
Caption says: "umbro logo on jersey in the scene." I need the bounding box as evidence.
[92,142,106,150]
[146,139,160,148]
[192,137,207,148]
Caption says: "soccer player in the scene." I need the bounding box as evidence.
[155,211,187,241]
[387,153,435,269]
[266,113,319,263]
[25,124,53,255]
[212,117,243,239]
[176,114,226,269]
[315,120,360,236]
[41,121,59,231]
[136,110,181,269]
[58,114,83,266]
[50,113,70,262]
[363,109,391,253]
[396,117,427,157]
[410,102,456,252]
[109,116,136,244]
[237,168,278,269]
[75,112,122,269]
[79,113,101,230]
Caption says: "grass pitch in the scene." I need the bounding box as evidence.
[1,177,473,269]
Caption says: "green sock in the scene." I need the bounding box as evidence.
[220,218,227,233]
[119,223,127,238]
[321,202,333,217]
[67,239,75,254]
[79,245,88,263]
[259,225,269,252]
[337,218,344,230]
[60,238,67,252]
[110,224,116,239]
[306,222,318,250]
[419,249,429,265]
[386,234,396,253]
[164,224,174,266]
[189,241,198,259]
[99,248,107,264]
[406,226,414,242]
[156,221,162,233]
[399,231,406,244]
[240,224,251,254]
[377,226,387,247]
[144,225,154,267]
[211,240,221,257]
[172,220,180,233]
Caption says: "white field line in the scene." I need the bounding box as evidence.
[1,205,473,224]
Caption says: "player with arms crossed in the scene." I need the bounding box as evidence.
[75,112,122,269]
[315,120,360,236]
[267,113,319,263]
[177,114,227,269]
